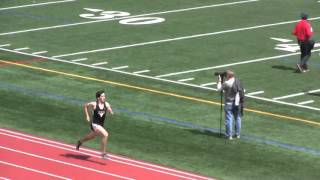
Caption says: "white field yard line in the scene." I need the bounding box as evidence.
[0,47,210,91]
[200,82,217,87]
[273,89,320,100]
[0,0,258,36]
[0,131,211,180]
[32,51,48,55]
[14,47,30,51]
[0,44,11,47]
[0,0,76,11]
[1,47,319,112]
[247,91,264,96]
[70,58,87,62]
[0,160,71,180]
[133,70,150,74]
[91,61,108,66]
[297,100,314,105]
[0,145,135,180]
[52,16,320,58]
[157,48,320,78]
[0,129,212,180]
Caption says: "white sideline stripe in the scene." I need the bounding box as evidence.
[0,0,76,11]
[70,58,87,62]
[91,62,108,66]
[1,47,319,113]
[297,100,314,105]
[247,91,264,95]
[246,94,320,112]
[51,16,320,58]
[0,160,71,180]
[0,129,213,180]
[200,82,217,87]
[32,51,47,55]
[273,92,307,100]
[0,145,135,180]
[178,78,194,82]
[0,44,11,47]
[0,0,258,36]
[133,70,150,74]
[112,66,129,70]
[273,89,320,100]
[156,48,320,77]
[14,47,30,51]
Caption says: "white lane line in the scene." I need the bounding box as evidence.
[1,47,319,113]
[133,70,150,74]
[0,132,210,180]
[70,58,88,62]
[247,91,264,96]
[273,89,320,100]
[91,62,108,66]
[297,100,314,105]
[0,160,71,180]
[51,16,320,58]
[156,48,320,77]
[0,177,10,180]
[200,82,217,87]
[178,78,194,82]
[14,47,30,51]
[0,44,11,47]
[32,51,48,55]
[112,66,129,70]
[0,128,212,180]
[0,0,76,11]
[0,145,135,180]
[0,0,258,36]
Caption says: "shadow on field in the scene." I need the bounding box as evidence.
[188,129,222,139]
[307,92,320,97]
[271,65,299,73]
[60,153,106,165]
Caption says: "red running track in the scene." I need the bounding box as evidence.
[0,128,214,180]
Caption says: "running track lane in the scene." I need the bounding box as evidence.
[0,128,214,180]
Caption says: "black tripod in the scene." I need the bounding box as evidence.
[218,76,225,137]
[219,90,223,137]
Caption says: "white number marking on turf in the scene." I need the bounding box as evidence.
[80,9,164,25]
[80,9,130,20]
[119,17,165,25]
[0,0,259,36]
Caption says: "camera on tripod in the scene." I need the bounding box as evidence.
[214,71,227,78]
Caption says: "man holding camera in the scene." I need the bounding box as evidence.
[216,70,244,140]
[292,12,314,73]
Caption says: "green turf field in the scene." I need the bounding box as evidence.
[1,0,320,179]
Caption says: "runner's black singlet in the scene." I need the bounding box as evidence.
[92,101,107,126]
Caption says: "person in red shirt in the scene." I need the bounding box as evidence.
[292,12,315,72]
